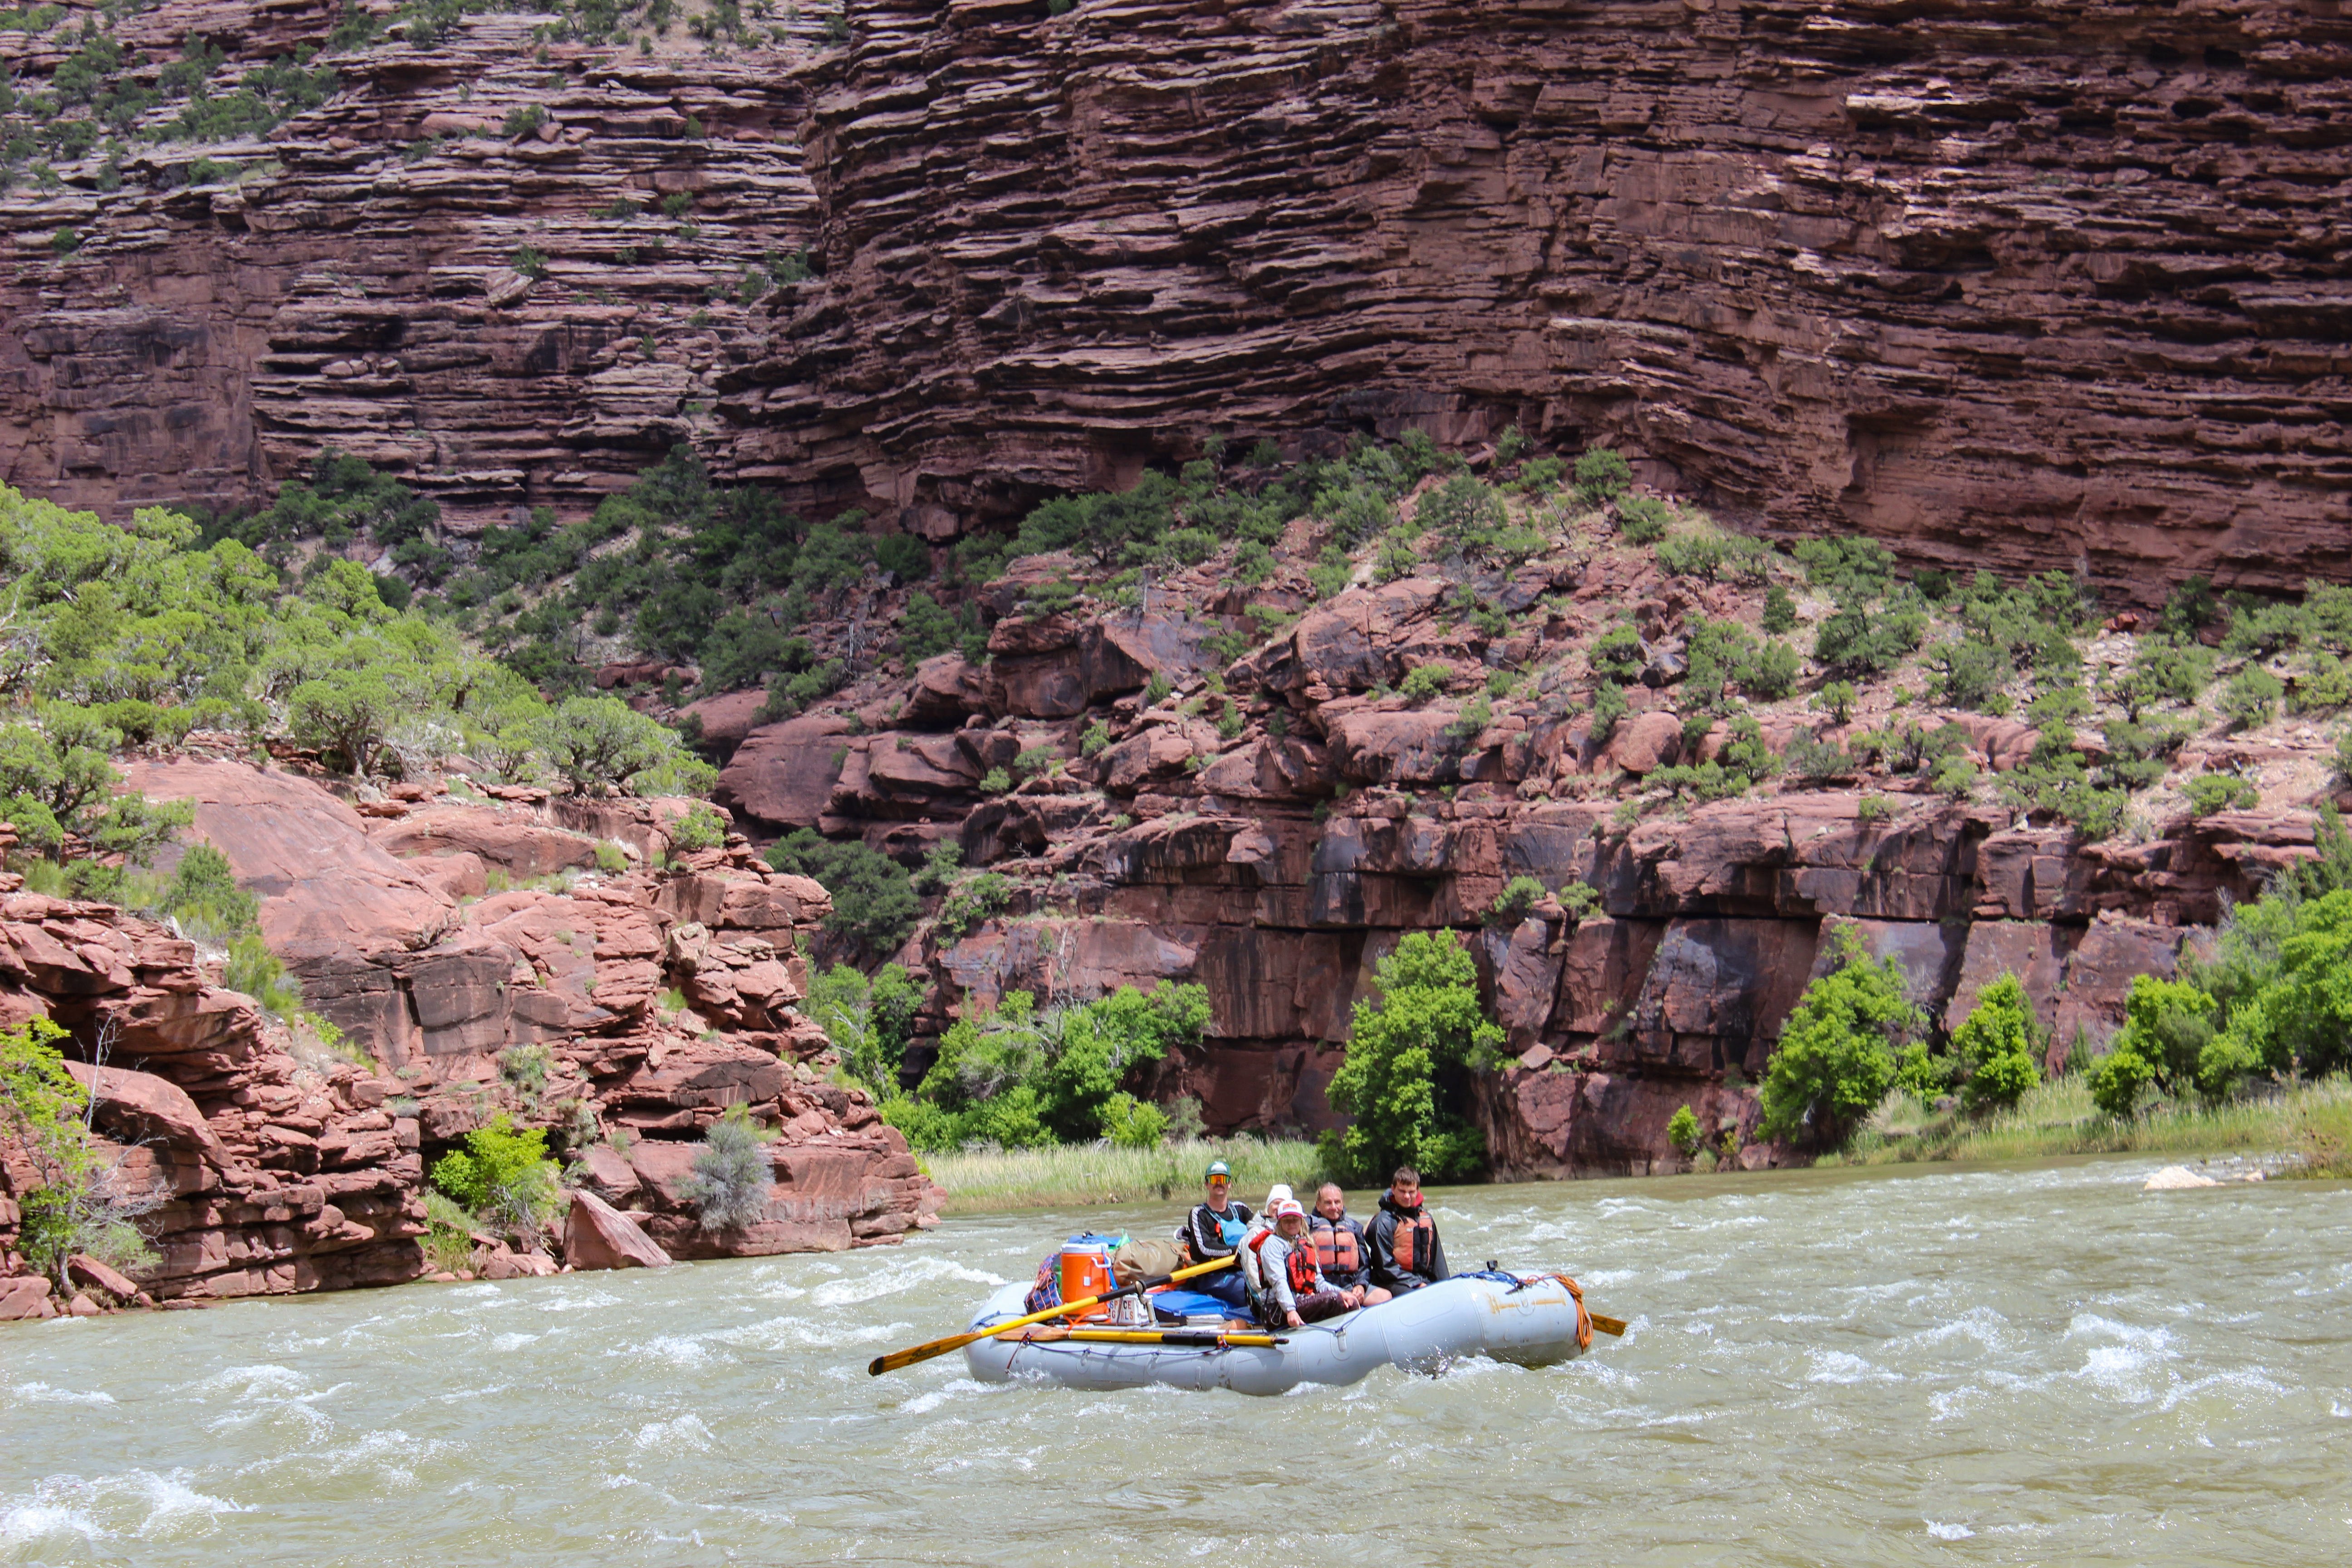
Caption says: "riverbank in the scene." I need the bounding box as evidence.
[918,1137,1329,1215]
[1815,1073,2352,1172]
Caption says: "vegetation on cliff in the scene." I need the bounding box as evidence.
[0,482,712,900]
[0,1018,158,1289]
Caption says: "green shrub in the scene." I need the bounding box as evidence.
[1098,1092,1170,1149]
[1591,623,1645,683]
[1616,494,1672,546]
[2107,637,2214,719]
[1589,680,1628,741]
[1307,546,1354,600]
[1757,927,1923,1146]
[1399,663,1450,702]
[1573,446,1632,505]
[159,843,260,944]
[1667,1104,1702,1159]
[429,1114,562,1238]
[2222,667,2283,730]
[1143,671,1174,706]
[1416,473,1505,553]
[764,829,918,953]
[511,244,549,281]
[1739,638,1801,700]
[1322,932,1500,1183]
[502,103,546,138]
[2182,774,2257,818]
[670,804,727,852]
[1923,636,2011,710]
[1951,974,2041,1113]
[680,1107,772,1230]
[593,840,628,873]
[1813,588,1928,676]
[936,871,1011,940]
[1761,585,1799,634]
[1813,681,1857,724]
[1489,875,1547,926]
[1793,537,1896,600]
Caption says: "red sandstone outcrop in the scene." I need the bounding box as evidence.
[0,762,941,1314]
[10,2,2348,596]
[0,892,426,1302]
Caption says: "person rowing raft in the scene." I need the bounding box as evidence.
[1175,1158,1253,1310]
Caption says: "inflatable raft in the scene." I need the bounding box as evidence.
[960,1270,1595,1395]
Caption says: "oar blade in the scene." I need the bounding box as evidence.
[1589,1313,1627,1337]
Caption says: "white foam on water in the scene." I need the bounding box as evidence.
[632,1414,715,1453]
[532,1285,624,1313]
[1805,1350,1903,1385]
[7,1381,116,1405]
[716,1314,910,1352]
[190,1363,312,1400]
[810,1256,1004,1308]
[2155,1367,2290,1414]
[491,1331,540,1351]
[1898,1306,2013,1355]
[0,1493,103,1548]
[129,1471,252,1538]
[1926,1520,1975,1539]
[608,1332,728,1369]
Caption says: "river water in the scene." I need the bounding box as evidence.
[4,1155,2348,1566]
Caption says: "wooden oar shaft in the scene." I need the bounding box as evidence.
[1589,1313,1627,1337]
[866,1253,1237,1376]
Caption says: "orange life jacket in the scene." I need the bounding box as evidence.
[1390,1209,1436,1277]
[1247,1229,1322,1299]
[1310,1220,1363,1278]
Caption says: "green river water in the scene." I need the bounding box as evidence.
[3,1154,2348,1565]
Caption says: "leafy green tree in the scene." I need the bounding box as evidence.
[1951,974,2042,1113]
[429,1114,563,1238]
[808,960,922,1094]
[159,843,259,944]
[1757,928,1923,1146]
[1324,932,1501,1183]
[531,694,697,795]
[1099,1092,1169,1148]
[2,1019,162,1290]
[287,666,402,776]
[765,829,920,953]
[1573,446,1632,505]
[1667,1103,1702,1159]
[1761,584,1799,634]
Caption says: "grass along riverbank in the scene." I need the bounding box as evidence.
[1816,1073,2352,1172]
[918,1137,1330,1215]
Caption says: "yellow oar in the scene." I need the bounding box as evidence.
[1590,1313,1627,1337]
[866,1254,1237,1376]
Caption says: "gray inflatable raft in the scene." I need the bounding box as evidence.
[960,1271,1593,1395]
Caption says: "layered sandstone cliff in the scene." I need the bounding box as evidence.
[8,0,2347,593]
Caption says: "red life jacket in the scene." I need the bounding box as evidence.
[1310,1219,1362,1278]
[1247,1229,1322,1299]
[1390,1209,1436,1277]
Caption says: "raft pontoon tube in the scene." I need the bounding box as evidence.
[960,1270,1593,1395]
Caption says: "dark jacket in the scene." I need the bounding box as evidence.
[1364,1191,1449,1292]
[1307,1213,1373,1293]
[1178,1199,1254,1262]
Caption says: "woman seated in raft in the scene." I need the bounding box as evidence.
[1250,1199,1364,1328]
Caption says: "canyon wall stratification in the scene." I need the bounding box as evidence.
[708,0,2352,595]
[7,0,2348,588]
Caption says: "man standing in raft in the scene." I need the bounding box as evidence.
[1364,1166,1450,1295]
[1176,1159,1254,1311]
[1309,1183,1391,1306]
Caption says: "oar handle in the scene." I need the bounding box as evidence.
[867,1253,1237,1376]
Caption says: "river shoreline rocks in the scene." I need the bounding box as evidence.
[0,762,942,1318]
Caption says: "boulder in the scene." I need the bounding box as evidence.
[371,807,599,878]
[1606,711,1683,775]
[564,1189,673,1270]
[713,714,857,828]
[0,1274,55,1321]
[66,1254,142,1300]
[63,1060,234,1168]
[2142,1165,2219,1190]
